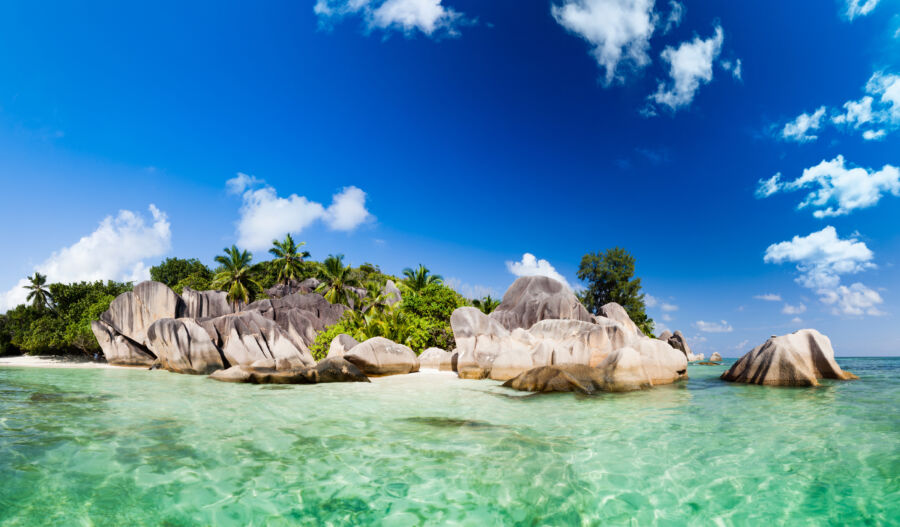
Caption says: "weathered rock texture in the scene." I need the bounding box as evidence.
[146,318,224,374]
[199,311,315,368]
[181,288,233,319]
[91,320,156,366]
[721,330,857,386]
[327,334,360,359]
[94,281,349,374]
[209,357,370,384]
[418,347,454,371]
[100,281,184,348]
[343,337,420,376]
[489,276,593,331]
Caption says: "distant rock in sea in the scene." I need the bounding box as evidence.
[721,329,858,386]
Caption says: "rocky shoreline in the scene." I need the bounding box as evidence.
[87,275,857,392]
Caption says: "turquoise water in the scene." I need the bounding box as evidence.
[0,359,898,526]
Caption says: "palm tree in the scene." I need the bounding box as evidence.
[211,245,258,308]
[316,254,362,307]
[24,272,52,310]
[473,295,501,314]
[402,264,442,292]
[269,233,310,285]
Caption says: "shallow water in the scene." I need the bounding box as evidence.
[0,358,898,526]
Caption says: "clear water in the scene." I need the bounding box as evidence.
[0,358,897,526]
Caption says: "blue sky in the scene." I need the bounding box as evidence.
[1,0,898,356]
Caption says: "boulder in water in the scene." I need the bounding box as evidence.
[199,311,315,368]
[721,329,857,386]
[91,320,156,366]
[343,337,420,376]
[100,281,184,347]
[710,352,722,362]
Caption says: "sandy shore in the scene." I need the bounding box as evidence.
[0,355,130,369]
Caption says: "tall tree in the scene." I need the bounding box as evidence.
[402,264,442,292]
[24,273,53,310]
[150,258,211,288]
[269,233,310,285]
[577,248,654,336]
[211,245,258,308]
[315,254,362,307]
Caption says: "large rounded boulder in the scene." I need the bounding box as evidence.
[343,337,420,376]
[100,281,184,347]
[90,320,156,366]
[451,307,521,379]
[418,347,454,371]
[181,288,233,319]
[199,311,315,368]
[146,318,225,375]
[489,276,593,331]
[721,329,858,386]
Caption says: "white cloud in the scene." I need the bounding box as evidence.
[661,313,673,321]
[644,294,658,307]
[791,317,803,324]
[445,277,497,300]
[661,302,678,311]
[2,205,171,311]
[815,71,899,140]
[506,253,572,290]
[819,283,885,316]
[694,320,733,333]
[230,175,374,251]
[754,293,782,301]
[663,1,683,34]
[764,226,884,316]
[755,173,782,198]
[226,172,262,194]
[755,155,900,218]
[650,26,724,111]
[314,0,464,37]
[731,339,750,351]
[781,106,827,142]
[845,0,881,20]
[552,0,657,85]
[323,186,374,230]
[782,303,807,315]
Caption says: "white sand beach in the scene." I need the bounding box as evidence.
[0,355,131,369]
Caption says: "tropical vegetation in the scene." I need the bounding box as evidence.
[577,247,654,336]
[0,237,656,359]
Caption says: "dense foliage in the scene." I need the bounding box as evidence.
[0,281,132,356]
[150,258,212,293]
[309,282,467,359]
[577,247,654,336]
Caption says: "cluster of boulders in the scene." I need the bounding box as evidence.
[91,274,857,392]
[448,276,688,392]
[91,279,406,384]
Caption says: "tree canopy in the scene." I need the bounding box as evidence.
[577,247,654,336]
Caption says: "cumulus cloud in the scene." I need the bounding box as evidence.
[506,253,572,290]
[784,71,900,141]
[754,293,782,301]
[781,106,827,142]
[650,26,724,111]
[644,294,658,307]
[764,226,884,316]
[845,0,881,20]
[314,0,464,37]
[2,205,171,311]
[694,320,733,333]
[228,174,374,251]
[782,303,807,315]
[661,302,678,311]
[552,0,657,85]
[755,155,900,218]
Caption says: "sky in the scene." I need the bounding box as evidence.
[0,0,898,356]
